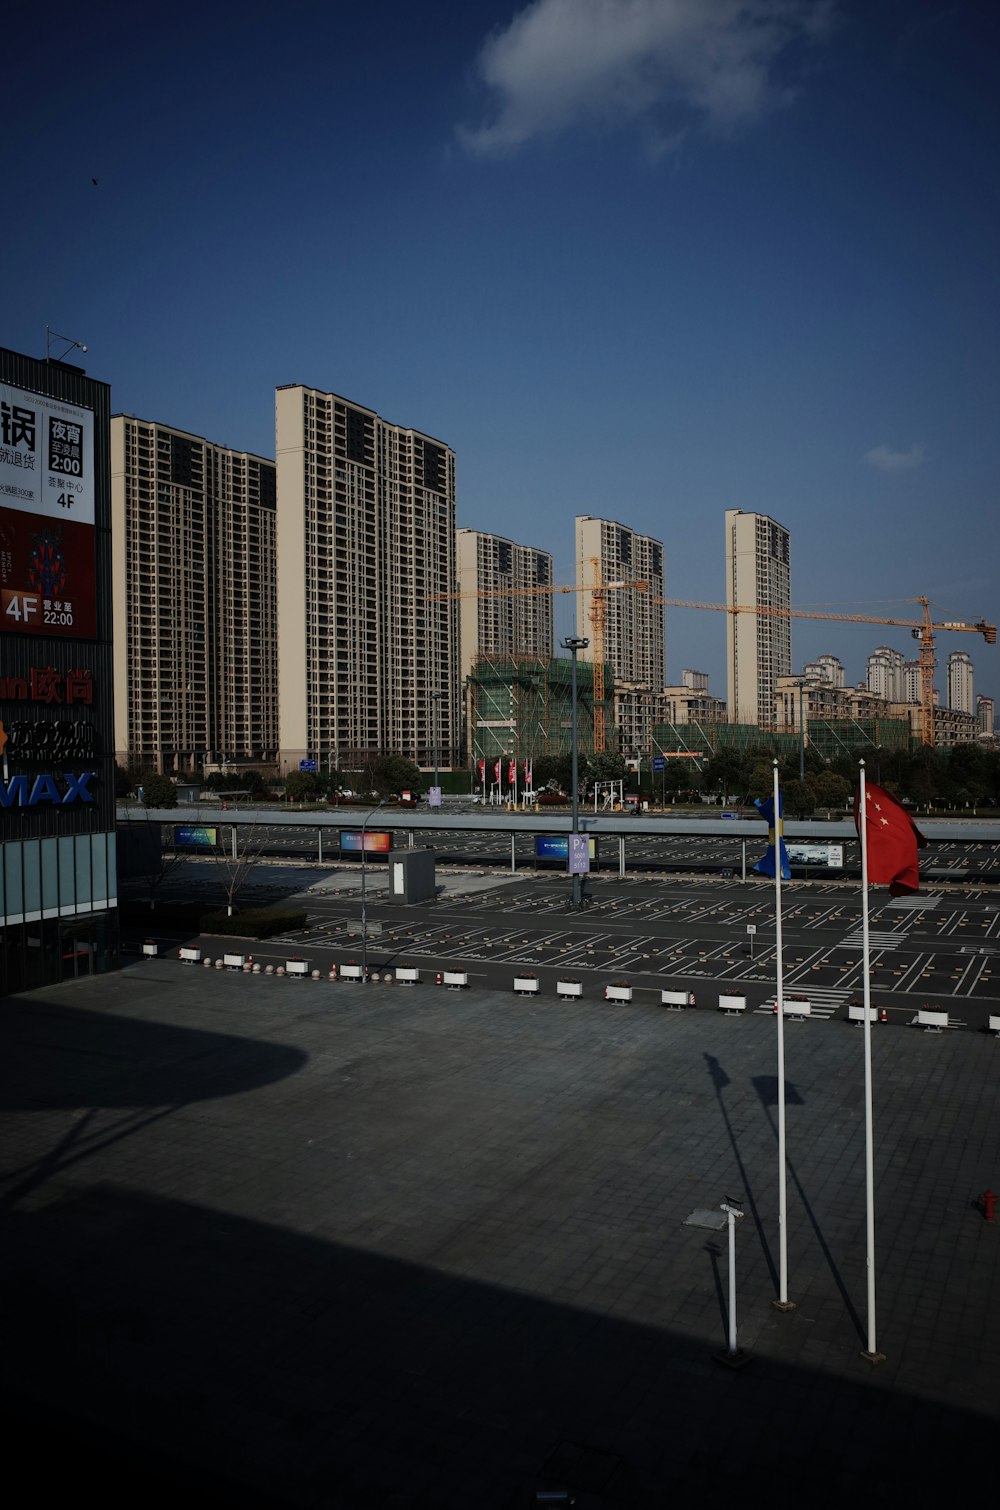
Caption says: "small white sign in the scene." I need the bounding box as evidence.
[746,925,757,935]
[568,832,591,874]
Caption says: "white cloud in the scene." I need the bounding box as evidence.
[458,0,835,156]
[864,443,926,474]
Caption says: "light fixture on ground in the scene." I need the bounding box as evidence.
[560,635,589,908]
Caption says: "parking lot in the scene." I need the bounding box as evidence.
[133,857,1000,1033]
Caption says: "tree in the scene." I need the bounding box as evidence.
[702,747,754,803]
[783,779,816,818]
[213,814,269,916]
[285,770,317,802]
[585,751,626,793]
[748,760,775,800]
[812,771,851,815]
[142,772,177,809]
[533,754,572,793]
[371,752,421,794]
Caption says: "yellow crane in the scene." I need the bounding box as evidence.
[655,594,995,747]
[432,563,650,752]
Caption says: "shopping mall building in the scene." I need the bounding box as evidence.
[1,345,119,992]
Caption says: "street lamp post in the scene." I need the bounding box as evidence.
[796,679,806,782]
[431,690,444,790]
[360,798,388,985]
[561,635,589,907]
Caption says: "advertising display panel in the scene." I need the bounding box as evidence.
[174,825,219,849]
[535,835,597,861]
[340,830,392,854]
[786,842,844,869]
[1,383,96,639]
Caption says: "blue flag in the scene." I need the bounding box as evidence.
[754,792,790,880]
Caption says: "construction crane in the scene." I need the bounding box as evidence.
[432,564,650,752]
[655,594,996,747]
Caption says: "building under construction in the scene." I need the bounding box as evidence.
[465,653,614,764]
[651,716,912,767]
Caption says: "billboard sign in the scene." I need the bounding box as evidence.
[174,825,218,849]
[340,830,392,854]
[535,835,597,862]
[786,842,844,869]
[0,383,96,639]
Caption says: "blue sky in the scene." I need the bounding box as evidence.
[5,0,998,703]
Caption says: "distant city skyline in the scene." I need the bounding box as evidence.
[5,1,997,700]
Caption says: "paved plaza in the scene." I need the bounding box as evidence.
[1,962,998,1507]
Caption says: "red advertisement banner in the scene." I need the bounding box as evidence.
[0,507,97,639]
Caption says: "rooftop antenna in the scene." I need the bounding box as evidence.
[46,326,88,362]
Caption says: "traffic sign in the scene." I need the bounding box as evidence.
[652,755,666,772]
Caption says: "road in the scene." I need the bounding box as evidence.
[168,815,1000,884]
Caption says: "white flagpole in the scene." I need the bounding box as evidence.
[772,760,794,1312]
[858,760,884,1362]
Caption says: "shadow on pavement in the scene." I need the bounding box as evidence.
[0,1179,993,1510]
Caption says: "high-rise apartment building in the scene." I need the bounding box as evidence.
[725,509,791,727]
[948,650,974,713]
[903,659,922,703]
[867,646,905,703]
[575,517,665,688]
[803,654,845,688]
[111,416,278,773]
[275,385,457,772]
[456,529,553,684]
[977,695,995,737]
[575,516,664,751]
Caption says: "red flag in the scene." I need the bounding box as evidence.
[524,758,532,786]
[853,781,927,896]
[508,758,516,786]
[478,758,485,782]
[494,758,502,785]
